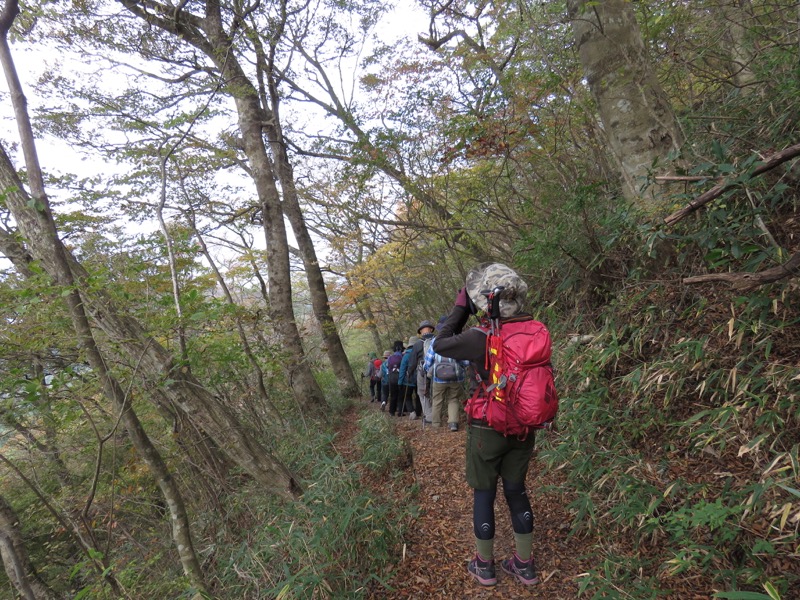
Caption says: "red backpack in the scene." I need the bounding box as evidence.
[371,358,383,380]
[466,319,558,437]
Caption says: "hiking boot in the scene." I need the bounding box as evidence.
[448,422,458,431]
[501,553,540,586]
[380,401,386,411]
[468,554,496,586]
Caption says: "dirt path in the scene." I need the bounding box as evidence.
[344,402,596,599]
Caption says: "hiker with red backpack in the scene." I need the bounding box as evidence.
[365,352,383,402]
[433,263,558,588]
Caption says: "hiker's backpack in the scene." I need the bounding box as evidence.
[417,337,435,393]
[371,358,383,381]
[387,353,402,384]
[466,319,558,436]
[430,354,465,383]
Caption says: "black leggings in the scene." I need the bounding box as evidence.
[473,479,534,540]
[370,379,380,399]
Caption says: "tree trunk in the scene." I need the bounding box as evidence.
[219,50,327,413]
[718,0,757,94]
[266,120,359,398]
[566,0,684,212]
[31,358,74,488]
[247,22,359,398]
[0,496,57,600]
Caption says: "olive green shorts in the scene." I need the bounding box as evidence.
[465,424,536,490]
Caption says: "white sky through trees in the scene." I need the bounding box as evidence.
[0,3,427,274]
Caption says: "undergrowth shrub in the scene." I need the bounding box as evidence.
[209,405,409,598]
[541,265,799,598]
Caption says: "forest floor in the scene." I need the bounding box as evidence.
[337,399,599,599]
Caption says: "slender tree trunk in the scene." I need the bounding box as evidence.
[268,131,359,398]
[221,53,327,412]
[0,496,57,600]
[566,0,684,212]
[718,0,757,94]
[31,359,74,488]
[249,24,359,398]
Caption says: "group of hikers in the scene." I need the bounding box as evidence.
[364,317,468,430]
[359,263,559,588]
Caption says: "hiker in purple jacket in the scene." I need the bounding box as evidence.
[386,340,404,416]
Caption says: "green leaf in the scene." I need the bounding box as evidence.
[777,484,800,498]
[713,592,773,599]
[711,139,726,161]
[763,581,781,600]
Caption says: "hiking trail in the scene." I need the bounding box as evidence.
[337,401,597,599]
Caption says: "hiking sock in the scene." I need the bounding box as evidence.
[513,532,533,562]
[475,536,494,562]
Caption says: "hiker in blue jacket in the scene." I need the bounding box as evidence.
[379,350,391,411]
[399,336,419,419]
[423,333,469,431]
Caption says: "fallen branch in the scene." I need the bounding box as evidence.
[664,142,800,226]
[655,175,716,182]
[683,251,800,289]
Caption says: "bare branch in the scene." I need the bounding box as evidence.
[683,251,800,290]
[664,143,800,226]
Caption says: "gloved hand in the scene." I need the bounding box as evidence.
[454,287,477,314]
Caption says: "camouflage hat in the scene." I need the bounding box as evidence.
[417,320,435,334]
[383,350,392,358]
[407,335,419,348]
[465,263,528,318]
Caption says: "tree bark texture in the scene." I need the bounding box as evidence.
[566,0,684,211]
[0,496,57,600]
